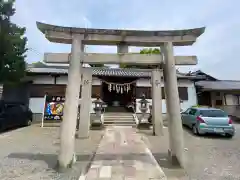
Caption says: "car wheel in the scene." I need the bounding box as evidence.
[0,123,4,132]
[226,134,233,138]
[192,125,199,135]
[26,119,32,126]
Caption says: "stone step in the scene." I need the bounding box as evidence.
[104,117,135,126]
[104,124,137,127]
[104,117,133,120]
[104,117,134,120]
[104,122,136,126]
[105,119,133,122]
[104,115,133,118]
[104,113,133,116]
[104,114,133,116]
[105,122,135,124]
[104,119,135,123]
[103,113,135,126]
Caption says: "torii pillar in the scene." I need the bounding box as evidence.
[162,42,184,166]
[151,69,164,136]
[77,68,93,138]
[117,43,128,54]
[58,35,83,168]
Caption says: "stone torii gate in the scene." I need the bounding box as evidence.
[36,22,205,169]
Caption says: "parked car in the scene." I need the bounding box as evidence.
[0,103,33,131]
[181,107,235,138]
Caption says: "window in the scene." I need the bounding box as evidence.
[189,109,197,115]
[184,108,191,114]
[92,85,101,98]
[215,100,223,106]
[200,110,227,117]
[178,87,188,101]
[135,86,188,100]
[136,87,152,99]
[162,87,165,99]
[136,87,165,99]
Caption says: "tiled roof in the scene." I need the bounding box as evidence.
[27,67,150,77]
[92,68,150,77]
[196,80,240,90]
[27,65,203,79]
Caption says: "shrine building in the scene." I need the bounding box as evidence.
[27,63,204,119]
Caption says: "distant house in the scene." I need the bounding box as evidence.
[192,70,240,118]
[196,80,240,106]
[189,70,217,81]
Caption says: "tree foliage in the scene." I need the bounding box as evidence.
[0,0,27,83]
[119,48,160,69]
[31,61,45,68]
[139,48,160,55]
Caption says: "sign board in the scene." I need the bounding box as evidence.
[44,95,65,121]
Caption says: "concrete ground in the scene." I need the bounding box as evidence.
[82,126,167,180]
[0,124,103,180]
[1,122,240,180]
[139,123,240,180]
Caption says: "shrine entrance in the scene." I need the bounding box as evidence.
[36,21,205,168]
[100,77,136,112]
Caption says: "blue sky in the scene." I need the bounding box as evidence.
[12,0,240,80]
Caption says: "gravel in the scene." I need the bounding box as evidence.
[0,124,104,180]
[139,124,240,180]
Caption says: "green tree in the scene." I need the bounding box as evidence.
[0,0,27,83]
[139,48,160,55]
[119,48,160,69]
[31,61,46,68]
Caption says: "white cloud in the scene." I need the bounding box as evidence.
[11,0,240,80]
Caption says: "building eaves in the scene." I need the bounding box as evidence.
[196,80,240,90]
[27,66,204,79]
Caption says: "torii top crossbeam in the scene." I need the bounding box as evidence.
[36,22,205,46]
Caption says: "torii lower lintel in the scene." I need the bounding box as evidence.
[44,53,198,65]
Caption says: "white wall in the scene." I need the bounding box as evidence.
[33,75,55,84]
[30,75,102,114]
[30,75,197,114]
[56,76,101,85]
[32,75,102,86]
[135,79,197,113]
[136,78,151,87]
[29,97,45,114]
[225,94,239,105]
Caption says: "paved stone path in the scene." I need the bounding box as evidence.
[80,126,167,180]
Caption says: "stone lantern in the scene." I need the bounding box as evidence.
[138,94,149,124]
[91,96,106,128]
[93,99,103,117]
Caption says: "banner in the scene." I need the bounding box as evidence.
[44,96,65,121]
